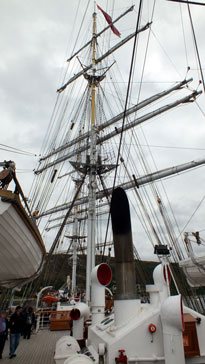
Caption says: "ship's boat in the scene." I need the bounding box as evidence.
[180,255,205,287]
[0,163,45,288]
[179,233,205,287]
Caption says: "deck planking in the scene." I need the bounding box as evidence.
[1,330,69,364]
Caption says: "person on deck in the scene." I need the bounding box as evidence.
[23,306,35,340]
[0,311,8,359]
[9,306,24,359]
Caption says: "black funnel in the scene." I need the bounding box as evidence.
[111,187,136,300]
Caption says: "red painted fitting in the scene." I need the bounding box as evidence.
[148,323,157,333]
[115,349,128,363]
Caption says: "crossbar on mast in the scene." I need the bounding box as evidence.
[40,78,193,163]
[46,209,109,232]
[35,89,201,174]
[36,155,205,218]
[57,22,151,93]
[67,5,135,62]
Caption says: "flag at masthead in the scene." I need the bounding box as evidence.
[97,4,121,37]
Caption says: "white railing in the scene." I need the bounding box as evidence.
[35,310,53,332]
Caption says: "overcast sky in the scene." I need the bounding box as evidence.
[1,0,205,258]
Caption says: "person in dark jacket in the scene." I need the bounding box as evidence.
[23,306,35,340]
[9,306,24,359]
[0,311,8,359]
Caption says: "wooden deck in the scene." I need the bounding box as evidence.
[1,330,69,363]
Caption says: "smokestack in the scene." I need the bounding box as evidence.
[110,187,136,300]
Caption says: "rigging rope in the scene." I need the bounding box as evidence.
[0,144,37,157]
[101,0,144,258]
[112,0,143,189]
[48,174,87,257]
[178,193,205,238]
[179,2,189,67]
[187,3,205,93]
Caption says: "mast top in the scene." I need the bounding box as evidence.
[93,0,96,13]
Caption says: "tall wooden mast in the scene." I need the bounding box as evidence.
[86,5,98,303]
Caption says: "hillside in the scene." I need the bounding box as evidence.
[36,254,159,291]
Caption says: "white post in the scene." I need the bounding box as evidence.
[72,218,78,293]
[35,314,40,333]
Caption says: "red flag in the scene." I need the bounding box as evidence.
[97,5,121,37]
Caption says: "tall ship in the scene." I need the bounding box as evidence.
[29,0,205,301]
[8,0,205,362]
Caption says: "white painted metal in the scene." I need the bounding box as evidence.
[73,317,84,341]
[153,264,169,303]
[91,265,109,326]
[114,299,141,328]
[56,256,205,364]
[71,218,78,293]
[161,295,185,364]
[71,302,89,319]
[82,263,205,364]
[86,158,97,303]
[64,354,93,364]
[36,286,53,310]
[71,302,90,341]
[54,336,80,364]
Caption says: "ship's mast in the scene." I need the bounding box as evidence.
[71,217,78,293]
[86,6,97,303]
